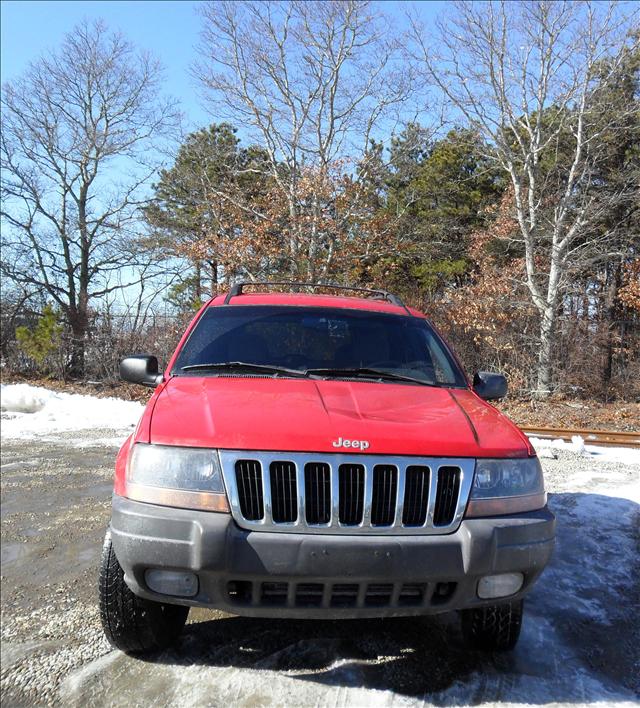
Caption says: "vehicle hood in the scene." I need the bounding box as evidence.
[148,376,531,458]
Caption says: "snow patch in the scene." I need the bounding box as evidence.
[529,435,640,466]
[571,434,586,454]
[0,383,49,413]
[0,384,143,440]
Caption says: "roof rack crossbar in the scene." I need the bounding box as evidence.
[223,281,408,311]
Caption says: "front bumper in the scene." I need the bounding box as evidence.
[110,495,555,619]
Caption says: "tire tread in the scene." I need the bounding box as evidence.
[461,599,523,651]
[99,528,188,654]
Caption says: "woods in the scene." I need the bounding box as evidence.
[1,1,639,399]
[0,20,179,375]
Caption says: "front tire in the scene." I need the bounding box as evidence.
[99,528,189,654]
[460,599,524,651]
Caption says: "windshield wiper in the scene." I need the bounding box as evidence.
[181,362,436,386]
[181,361,307,377]
[305,367,434,386]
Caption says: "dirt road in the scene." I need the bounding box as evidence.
[1,430,638,707]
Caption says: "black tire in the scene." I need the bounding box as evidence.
[460,599,524,651]
[99,528,189,654]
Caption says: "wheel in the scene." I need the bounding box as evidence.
[99,528,189,654]
[460,599,524,651]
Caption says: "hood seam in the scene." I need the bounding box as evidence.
[448,390,479,444]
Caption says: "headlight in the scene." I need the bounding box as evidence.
[466,457,546,517]
[124,444,229,512]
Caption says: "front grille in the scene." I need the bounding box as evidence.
[221,451,474,535]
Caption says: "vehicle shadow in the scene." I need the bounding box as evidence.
[131,491,639,704]
[172,612,479,696]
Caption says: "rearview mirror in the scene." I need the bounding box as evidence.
[473,371,508,400]
[120,355,164,388]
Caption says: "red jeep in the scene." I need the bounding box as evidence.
[100,283,555,653]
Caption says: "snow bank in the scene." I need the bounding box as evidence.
[528,434,640,466]
[0,384,50,413]
[0,384,143,440]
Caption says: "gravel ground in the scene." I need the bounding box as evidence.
[1,427,638,707]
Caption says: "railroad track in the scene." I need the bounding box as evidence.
[520,426,640,448]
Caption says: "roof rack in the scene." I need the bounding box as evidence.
[223,281,410,312]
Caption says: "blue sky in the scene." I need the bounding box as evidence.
[1,0,209,130]
[0,1,445,307]
[1,0,444,134]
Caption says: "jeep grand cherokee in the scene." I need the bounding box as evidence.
[99,282,555,653]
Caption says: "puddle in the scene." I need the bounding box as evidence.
[1,640,58,669]
[1,541,30,564]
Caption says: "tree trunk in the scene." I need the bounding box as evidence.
[67,292,89,379]
[602,263,621,390]
[535,305,555,398]
[194,260,203,303]
[68,317,87,378]
[209,260,218,293]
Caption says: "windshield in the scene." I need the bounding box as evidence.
[173,305,467,387]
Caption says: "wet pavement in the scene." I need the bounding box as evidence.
[1,430,638,707]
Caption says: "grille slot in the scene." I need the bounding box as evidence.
[305,462,331,524]
[402,465,430,526]
[235,460,264,520]
[269,461,297,523]
[338,464,365,525]
[433,466,461,526]
[371,464,398,526]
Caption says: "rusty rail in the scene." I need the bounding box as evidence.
[520,426,640,448]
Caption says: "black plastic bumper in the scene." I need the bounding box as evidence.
[110,494,555,618]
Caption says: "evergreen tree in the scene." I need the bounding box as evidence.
[145,123,270,307]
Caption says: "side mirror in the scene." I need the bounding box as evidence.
[120,355,164,388]
[473,371,508,401]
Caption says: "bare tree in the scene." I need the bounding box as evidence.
[195,0,411,281]
[410,1,639,396]
[1,20,179,376]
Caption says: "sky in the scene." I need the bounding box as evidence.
[1,0,209,130]
[1,0,445,135]
[0,0,446,310]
